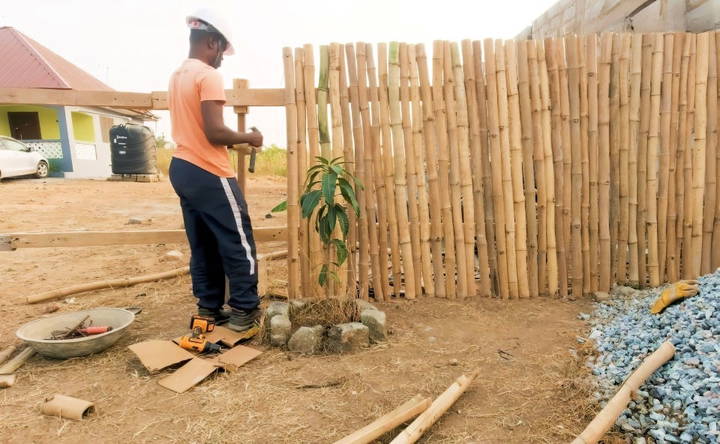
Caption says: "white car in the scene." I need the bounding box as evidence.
[0,136,49,180]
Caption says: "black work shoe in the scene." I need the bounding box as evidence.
[197,307,231,325]
[227,307,260,333]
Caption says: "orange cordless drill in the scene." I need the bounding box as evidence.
[178,315,221,353]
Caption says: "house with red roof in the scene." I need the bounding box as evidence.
[0,26,154,178]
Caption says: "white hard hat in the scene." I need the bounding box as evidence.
[186,8,235,55]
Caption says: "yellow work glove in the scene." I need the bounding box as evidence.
[650,280,700,314]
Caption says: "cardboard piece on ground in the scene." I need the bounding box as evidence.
[158,358,219,393]
[41,394,95,420]
[128,340,194,372]
[213,345,262,371]
[0,374,15,388]
[204,326,253,348]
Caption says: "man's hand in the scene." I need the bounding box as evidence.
[247,127,263,148]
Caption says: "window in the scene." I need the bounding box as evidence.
[2,139,29,152]
[8,112,41,140]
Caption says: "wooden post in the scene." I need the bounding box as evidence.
[638,35,653,287]
[318,46,334,297]
[282,49,301,299]
[702,33,718,275]
[597,34,613,292]
[586,34,600,292]
[609,34,621,284]
[616,35,631,286]
[682,35,697,279]
[667,33,685,283]
[558,38,573,297]
[294,49,311,298]
[566,36,583,298]
[713,31,720,271]
[658,34,675,282]
[691,32,709,279]
[628,34,643,287]
[580,36,591,295]
[647,33,664,287]
[233,79,249,194]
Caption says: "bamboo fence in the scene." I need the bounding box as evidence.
[282,32,719,300]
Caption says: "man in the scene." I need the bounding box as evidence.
[168,8,263,333]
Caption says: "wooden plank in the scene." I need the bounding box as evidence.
[0,227,287,250]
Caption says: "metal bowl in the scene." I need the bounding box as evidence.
[16,308,135,359]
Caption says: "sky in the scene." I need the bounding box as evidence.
[0,0,558,147]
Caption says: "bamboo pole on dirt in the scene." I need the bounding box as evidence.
[546,38,568,297]
[366,44,391,301]
[691,32,709,279]
[378,43,403,297]
[557,38,573,297]
[597,34,613,292]
[334,395,431,444]
[474,40,499,297]
[442,41,470,299]
[566,36,584,298]
[713,31,720,271]
[504,40,531,298]
[451,41,480,297]
[283,48,301,299]
[389,42,418,299]
[580,36,591,295]
[496,39,521,299]
[638,35,653,287]
[647,33,664,287]
[616,34,631,286]
[658,34,675,283]
[667,33,684,283]
[484,38,511,299]
[517,40,540,297]
[628,34,642,287]
[294,48,311,298]
[355,43,383,301]
[586,34,600,292]
[344,44,371,299]
[683,35,697,280]
[432,41,459,298]
[399,43,426,296]
[408,44,435,297]
[462,40,492,298]
[702,34,717,275]
[416,44,447,298]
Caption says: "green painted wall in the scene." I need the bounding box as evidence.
[0,105,61,139]
[71,112,95,142]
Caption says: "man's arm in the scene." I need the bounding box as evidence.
[201,100,263,147]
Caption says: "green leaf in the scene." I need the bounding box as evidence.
[330,164,344,177]
[319,264,329,287]
[327,204,337,233]
[301,190,322,219]
[322,171,337,206]
[332,239,348,265]
[271,200,287,213]
[315,205,327,234]
[316,156,330,165]
[336,206,349,238]
[338,178,360,217]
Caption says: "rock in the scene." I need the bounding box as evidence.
[578,312,591,321]
[360,309,387,342]
[270,315,291,347]
[614,285,637,298]
[164,250,183,261]
[326,322,369,353]
[594,291,611,302]
[356,299,378,312]
[288,325,324,354]
[266,302,289,322]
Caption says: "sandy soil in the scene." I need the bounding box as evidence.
[0,176,598,443]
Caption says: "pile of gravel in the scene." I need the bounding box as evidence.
[585,271,720,443]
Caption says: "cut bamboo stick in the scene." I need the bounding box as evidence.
[283,47,301,299]
[586,34,600,292]
[691,32,709,279]
[451,41,480,298]
[683,35,697,280]
[416,43,447,298]
[462,39,492,298]
[557,38,573,297]
[667,33,685,283]
[538,40,559,296]
[628,34,643,287]
[294,47,311,298]
[616,34,631,286]
[0,347,35,375]
[433,41,459,298]
[566,36,583,298]
[0,346,17,367]
[334,395,431,444]
[389,42,418,299]
[597,34,613,292]
[579,36,591,295]
[658,33,675,282]
[505,41,538,297]
[647,33,664,287]
[713,31,720,271]
[378,43,403,297]
[366,43,392,301]
[484,38,511,299]
[702,33,718,275]
[638,35,653,287]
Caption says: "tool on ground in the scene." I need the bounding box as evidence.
[178,334,222,353]
[189,314,216,334]
[248,126,260,173]
[78,326,112,335]
[650,280,700,314]
[49,315,91,340]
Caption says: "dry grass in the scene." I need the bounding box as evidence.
[289,298,360,327]
[155,145,287,177]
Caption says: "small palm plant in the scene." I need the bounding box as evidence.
[273,156,362,289]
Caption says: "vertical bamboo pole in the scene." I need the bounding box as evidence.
[283,48,300,299]
[432,41,458,298]
[408,44,435,298]
[702,34,717,275]
[667,33,684,283]
[586,34,600,292]
[415,44,447,298]
[546,38,569,298]
[682,35,697,279]
[566,35,583,299]
[517,40,540,297]
[676,35,691,279]
[389,42,418,299]
[713,31,720,271]
[598,34,613,292]
[345,44,371,299]
[451,41,481,297]
[558,38,573,296]
[609,34,621,284]
[318,46,334,297]
[658,34,675,282]
[638,35,653,287]
[399,44,424,295]
[474,40,499,297]
[647,33,664,287]
[294,48,311,298]
[355,43,383,300]
[366,44,392,301]
[628,34,643,287]
[616,35,631,286]
[538,40,559,296]
[691,32,709,279]
[497,39,521,299]
[579,36,591,295]
[378,43,403,297]
[484,38,511,299]
[462,40,492,298]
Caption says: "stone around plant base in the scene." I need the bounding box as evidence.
[614,285,637,298]
[270,315,292,346]
[326,322,369,353]
[289,299,307,311]
[594,291,611,302]
[266,302,289,322]
[360,309,387,342]
[288,325,325,354]
[356,299,377,313]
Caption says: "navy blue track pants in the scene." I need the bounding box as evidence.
[169,157,259,311]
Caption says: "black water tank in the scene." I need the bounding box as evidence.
[110,123,157,174]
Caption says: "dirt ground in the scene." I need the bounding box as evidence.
[1,176,599,443]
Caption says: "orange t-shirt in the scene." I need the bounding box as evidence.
[169,58,234,177]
